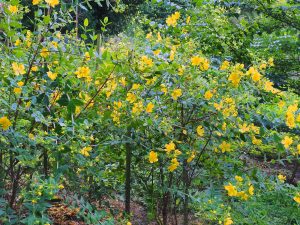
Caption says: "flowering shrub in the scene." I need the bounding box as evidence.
[0,0,299,224]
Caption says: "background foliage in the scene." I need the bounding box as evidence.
[0,0,299,225]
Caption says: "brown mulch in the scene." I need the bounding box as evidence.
[48,203,84,225]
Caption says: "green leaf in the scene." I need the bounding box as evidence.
[84,18,89,27]
[103,17,108,24]
[57,94,69,106]
[43,15,51,25]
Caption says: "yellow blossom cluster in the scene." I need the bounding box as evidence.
[294,193,300,204]
[164,141,181,171]
[45,0,59,7]
[281,136,293,149]
[224,177,254,200]
[191,56,210,71]
[8,5,18,13]
[140,55,153,69]
[75,66,91,82]
[214,97,238,118]
[104,78,118,98]
[247,66,261,82]
[263,79,280,94]
[187,151,196,163]
[12,62,26,75]
[171,88,182,100]
[220,60,230,70]
[166,12,180,27]
[228,63,244,87]
[0,117,12,130]
[111,101,122,124]
[80,146,92,157]
[149,151,158,163]
[285,103,298,129]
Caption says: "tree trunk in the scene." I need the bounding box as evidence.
[125,129,133,214]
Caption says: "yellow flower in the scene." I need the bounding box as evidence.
[58,184,64,189]
[252,72,261,82]
[32,0,41,5]
[119,77,126,86]
[0,117,12,130]
[75,66,91,82]
[186,16,191,24]
[141,55,153,67]
[28,133,35,140]
[157,32,162,42]
[40,47,50,58]
[132,83,140,90]
[287,103,298,113]
[247,67,261,82]
[160,84,168,94]
[149,151,158,163]
[132,101,144,115]
[187,151,195,163]
[228,71,241,87]
[237,191,249,200]
[166,12,180,27]
[126,93,137,103]
[127,222,132,225]
[47,71,58,80]
[259,63,267,70]
[166,15,177,27]
[235,176,243,182]
[191,56,201,66]
[80,146,92,157]
[14,87,22,94]
[146,32,152,39]
[297,144,300,155]
[248,185,254,195]
[220,60,230,70]
[12,62,26,75]
[84,52,91,61]
[178,65,185,75]
[204,90,213,100]
[8,5,18,14]
[239,123,250,133]
[252,136,262,145]
[17,81,24,87]
[281,136,293,149]
[174,149,182,157]
[165,141,176,154]
[224,217,233,225]
[264,80,274,92]
[153,49,161,55]
[214,102,223,111]
[219,141,231,153]
[31,66,38,72]
[224,183,237,196]
[200,59,210,71]
[146,102,154,113]
[286,113,295,128]
[278,174,286,183]
[51,41,58,48]
[294,193,300,204]
[168,158,179,172]
[15,39,21,46]
[31,199,37,204]
[173,12,180,20]
[45,0,59,7]
[169,50,175,61]
[196,125,204,137]
[171,89,182,100]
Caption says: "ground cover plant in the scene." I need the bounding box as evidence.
[0,0,299,224]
